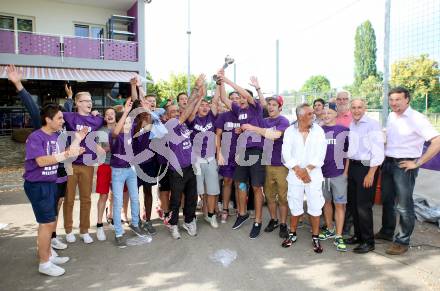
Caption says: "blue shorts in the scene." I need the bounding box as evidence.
[24,181,58,224]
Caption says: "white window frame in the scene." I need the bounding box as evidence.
[73,22,105,39]
[0,13,35,32]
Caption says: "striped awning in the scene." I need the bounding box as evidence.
[0,65,138,82]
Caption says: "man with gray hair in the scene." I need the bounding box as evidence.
[335,91,352,127]
[281,103,327,253]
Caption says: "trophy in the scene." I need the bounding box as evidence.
[213,55,234,82]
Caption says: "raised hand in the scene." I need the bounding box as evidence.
[65,84,73,98]
[6,64,23,86]
[91,110,100,117]
[124,97,133,112]
[249,76,260,89]
[75,127,89,142]
[130,77,137,86]
[195,74,206,89]
[65,146,86,159]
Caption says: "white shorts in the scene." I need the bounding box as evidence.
[194,158,220,195]
[287,182,325,217]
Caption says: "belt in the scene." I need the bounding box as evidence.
[350,159,370,166]
[385,157,417,162]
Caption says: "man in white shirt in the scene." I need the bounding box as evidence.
[376,87,440,255]
[281,104,327,253]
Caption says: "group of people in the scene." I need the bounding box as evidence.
[7,64,440,277]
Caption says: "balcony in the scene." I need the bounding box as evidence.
[0,29,138,62]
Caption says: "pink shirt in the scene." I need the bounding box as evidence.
[385,107,439,158]
[336,111,352,127]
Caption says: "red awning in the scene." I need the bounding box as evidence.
[0,65,138,82]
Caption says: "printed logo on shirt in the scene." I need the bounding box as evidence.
[327,138,337,145]
[46,140,60,155]
[194,122,213,132]
[182,140,191,150]
[76,125,92,133]
[42,165,58,176]
[238,113,248,121]
[224,122,241,130]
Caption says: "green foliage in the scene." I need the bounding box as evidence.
[155,73,197,103]
[357,75,383,109]
[354,20,378,87]
[300,75,332,103]
[391,54,440,112]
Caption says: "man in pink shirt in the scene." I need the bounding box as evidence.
[335,91,352,127]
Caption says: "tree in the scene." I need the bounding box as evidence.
[354,20,378,87]
[155,73,197,103]
[300,75,331,103]
[145,71,159,96]
[391,54,440,112]
[358,75,383,109]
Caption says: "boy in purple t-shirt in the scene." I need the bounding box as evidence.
[187,85,220,228]
[318,103,350,252]
[215,91,241,223]
[241,96,290,239]
[23,104,86,276]
[62,91,104,244]
[217,71,267,239]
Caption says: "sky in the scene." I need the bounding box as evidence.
[145,0,386,94]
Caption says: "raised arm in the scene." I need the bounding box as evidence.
[112,98,133,137]
[64,84,74,112]
[223,75,254,106]
[249,76,266,108]
[210,85,220,116]
[188,95,203,123]
[130,77,139,101]
[217,71,232,110]
[181,87,204,124]
[241,124,282,141]
[7,65,41,129]
[106,93,116,102]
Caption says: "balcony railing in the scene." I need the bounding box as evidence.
[0,29,138,62]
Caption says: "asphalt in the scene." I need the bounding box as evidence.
[1,167,440,291]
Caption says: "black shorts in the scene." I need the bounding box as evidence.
[24,181,58,224]
[233,147,266,187]
[57,181,67,199]
[137,158,160,187]
[157,163,171,192]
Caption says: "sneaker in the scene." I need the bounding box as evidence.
[129,223,147,236]
[50,248,58,258]
[264,219,279,232]
[281,232,297,248]
[221,211,228,224]
[65,232,76,243]
[183,219,197,236]
[142,221,157,235]
[163,211,172,226]
[39,262,65,277]
[96,227,106,241]
[249,222,262,239]
[279,223,289,239]
[312,237,323,253]
[169,225,181,239]
[51,237,67,250]
[209,215,219,229]
[80,233,94,244]
[50,255,70,265]
[232,213,250,230]
[203,215,211,224]
[319,227,336,240]
[334,236,347,252]
[115,235,127,248]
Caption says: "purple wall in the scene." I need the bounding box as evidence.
[0,30,15,53]
[127,1,138,42]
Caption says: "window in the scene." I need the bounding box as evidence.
[0,14,33,32]
[74,23,104,39]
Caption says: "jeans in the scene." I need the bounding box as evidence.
[111,166,140,237]
[380,158,418,245]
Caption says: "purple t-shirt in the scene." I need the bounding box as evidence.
[109,133,133,168]
[188,111,217,159]
[215,111,241,165]
[23,129,60,182]
[232,101,264,149]
[63,112,104,165]
[322,124,350,178]
[166,118,192,171]
[132,128,152,165]
[263,115,290,166]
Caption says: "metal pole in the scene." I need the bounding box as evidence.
[382,0,391,126]
[276,39,280,95]
[186,0,191,96]
[233,63,237,83]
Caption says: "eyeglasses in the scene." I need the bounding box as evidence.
[79,100,93,103]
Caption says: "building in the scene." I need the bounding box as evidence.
[0,0,147,134]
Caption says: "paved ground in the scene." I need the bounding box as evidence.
[1,166,440,291]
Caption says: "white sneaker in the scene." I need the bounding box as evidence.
[50,255,70,265]
[96,227,106,241]
[80,233,94,244]
[169,225,181,240]
[210,215,219,229]
[39,262,65,277]
[204,215,211,224]
[51,237,67,250]
[65,232,76,243]
[51,248,58,258]
[183,219,197,236]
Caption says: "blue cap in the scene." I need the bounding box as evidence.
[327,102,337,112]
